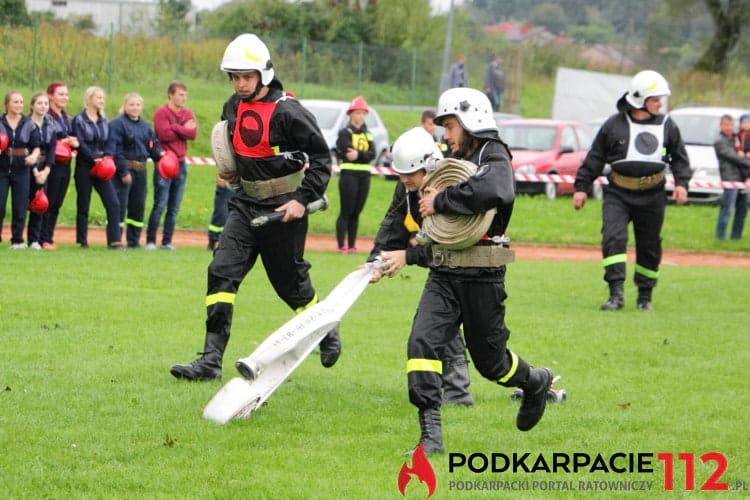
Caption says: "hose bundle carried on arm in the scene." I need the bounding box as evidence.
[419,158,495,250]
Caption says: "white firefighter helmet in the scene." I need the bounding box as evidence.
[625,70,670,109]
[220,34,275,85]
[391,127,443,175]
[434,87,497,134]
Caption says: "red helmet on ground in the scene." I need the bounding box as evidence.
[346,96,369,115]
[0,132,9,152]
[55,140,72,164]
[158,150,180,179]
[91,156,116,181]
[29,188,49,215]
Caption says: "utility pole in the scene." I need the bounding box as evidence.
[439,0,455,97]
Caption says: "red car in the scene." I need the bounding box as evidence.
[498,119,594,199]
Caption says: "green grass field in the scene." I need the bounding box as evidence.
[2,247,748,498]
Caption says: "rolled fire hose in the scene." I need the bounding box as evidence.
[419,158,495,250]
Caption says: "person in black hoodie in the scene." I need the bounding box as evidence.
[573,70,692,312]
[170,33,339,381]
[390,88,552,455]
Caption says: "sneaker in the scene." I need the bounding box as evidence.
[160,243,175,251]
[127,244,142,249]
[29,242,42,250]
[79,243,89,249]
[10,242,27,250]
[41,242,56,250]
[337,248,348,254]
[145,243,157,251]
[108,243,126,251]
[347,247,358,254]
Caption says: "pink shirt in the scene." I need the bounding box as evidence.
[153,104,197,161]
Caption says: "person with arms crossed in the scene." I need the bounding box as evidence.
[146,80,197,251]
[713,114,750,241]
[572,70,691,311]
[170,33,340,381]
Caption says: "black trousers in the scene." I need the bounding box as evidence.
[601,185,665,289]
[336,170,370,249]
[407,269,528,410]
[40,163,72,245]
[205,200,316,339]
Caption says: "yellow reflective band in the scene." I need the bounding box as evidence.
[208,224,224,233]
[635,264,659,279]
[206,292,236,306]
[602,254,627,267]
[338,162,372,171]
[404,212,420,233]
[125,218,144,228]
[295,294,318,314]
[497,351,519,384]
[407,358,443,375]
[243,49,262,62]
[272,145,280,154]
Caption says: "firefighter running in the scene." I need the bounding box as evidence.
[376,89,554,455]
[170,33,339,381]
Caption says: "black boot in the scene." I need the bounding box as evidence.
[413,408,444,455]
[600,281,624,311]
[637,287,653,311]
[319,326,341,368]
[442,358,474,406]
[516,367,553,431]
[170,332,228,381]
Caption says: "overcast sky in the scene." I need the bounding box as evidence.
[191,0,462,14]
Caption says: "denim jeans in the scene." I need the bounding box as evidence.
[716,189,748,240]
[146,160,187,245]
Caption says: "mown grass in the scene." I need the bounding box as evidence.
[1,248,748,498]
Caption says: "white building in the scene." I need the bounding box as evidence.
[27,0,159,36]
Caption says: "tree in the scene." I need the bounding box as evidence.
[665,0,750,74]
[0,0,31,26]
[156,0,191,38]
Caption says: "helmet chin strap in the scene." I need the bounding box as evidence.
[240,80,264,103]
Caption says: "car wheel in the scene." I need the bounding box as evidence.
[544,181,557,200]
[591,183,603,200]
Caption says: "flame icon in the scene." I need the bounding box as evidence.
[398,444,437,498]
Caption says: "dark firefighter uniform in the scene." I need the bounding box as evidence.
[367,181,473,406]
[205,80,331,355]
[403,138,537,411]
[574,95,691,293]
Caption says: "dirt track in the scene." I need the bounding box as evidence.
[11,224,750,269]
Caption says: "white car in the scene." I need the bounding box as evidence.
[299,99,391,169]
[668,106,750,203]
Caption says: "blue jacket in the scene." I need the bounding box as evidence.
[33,115,57,169]
[108,114,161,177]
[0,114,41,170]
[72,111,112,168]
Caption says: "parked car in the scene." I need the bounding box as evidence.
[498,119,594,199]
[668,105,749,203]
[299,99,390,169]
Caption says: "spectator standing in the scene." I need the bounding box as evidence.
[573,70,691,311]
[421,109,448,155]
[206,174,236,251]
[72,86,121,249]
[26,92,56,249]
[335,95,376,253]
[483,55,505,112]
[41,82,79,250]
[0,91,41,249]
[170,33,340,380]
[714,114,750,241]
[738,113,750,156]
[109,93,163,248]
[146,81,197,251]
[449,54,467,88]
